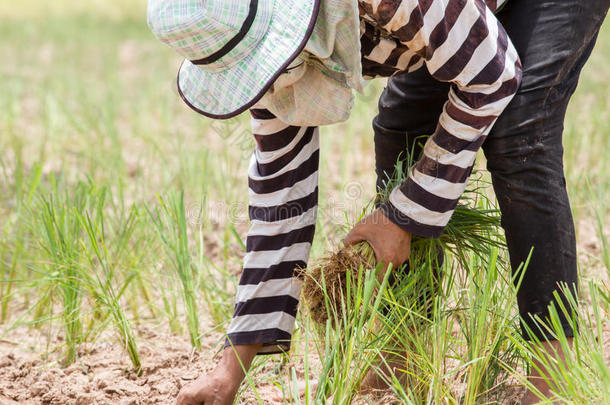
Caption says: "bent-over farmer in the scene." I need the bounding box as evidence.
[147,0,608,403]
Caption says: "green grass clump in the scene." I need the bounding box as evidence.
[79,208,142,374]
[313,261,394,404]
[36,183,87,365]
[24,179,142,371]
[301,149,520,402]
[147,191,201,350]
[505,282,610,404]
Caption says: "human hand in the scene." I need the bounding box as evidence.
[343,209,411,274]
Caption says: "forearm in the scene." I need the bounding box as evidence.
[383,0,522,238]
[227,109,320,354]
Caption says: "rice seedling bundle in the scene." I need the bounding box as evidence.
[302,157,503,327]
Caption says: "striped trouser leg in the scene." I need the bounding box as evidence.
[225,108,319,355]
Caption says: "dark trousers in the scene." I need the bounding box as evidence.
[373,0,608,340]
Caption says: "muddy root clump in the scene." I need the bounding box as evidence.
[301,243,376,325]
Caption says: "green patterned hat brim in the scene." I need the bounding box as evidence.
[177,0,320,119]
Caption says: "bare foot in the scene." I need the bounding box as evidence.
[176,370,239,405]
[176,343,262,405]
[521,338,572,405]
[359,351,407,396]
[521,369,559,405]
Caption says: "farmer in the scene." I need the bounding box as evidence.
[148,0,608,403]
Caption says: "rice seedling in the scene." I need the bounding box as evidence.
[19,178,144,371]
[34,179,90,365]
[300,147,522,402]
[453,249,523,404]
[196,220,236,326]
[147,191,201,349]
[362,262,445,403]
[311,261,393,404]
[79,208,142,374]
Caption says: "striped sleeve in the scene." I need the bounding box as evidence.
[225,109,319,355]
[379,0,522,238]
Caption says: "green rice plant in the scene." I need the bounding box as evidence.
[505,280,610,404]
[370,262,448,403]
[78,208,142,374]
[168,193,238,328]
[195,216,236,326]
[303,146,519,402]
[310,262,393,404]
[34,179,90,365]
[348,246,523,405]
[106,201,159,323]
[453,249,523,404]
[286,320,316,404]
[147,191,201,349]
[25,179,143,370]
[0,154,42,321]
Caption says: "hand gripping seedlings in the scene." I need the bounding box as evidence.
[302,159,504,328]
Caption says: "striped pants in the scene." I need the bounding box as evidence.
[226,108,319,354]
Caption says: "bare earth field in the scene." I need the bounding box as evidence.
[0,326,312,405]
[0,218,607,405]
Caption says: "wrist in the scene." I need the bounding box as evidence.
[220,343,262,376]
[379,200,444,239]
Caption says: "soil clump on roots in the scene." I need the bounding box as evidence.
[302,243,376,325]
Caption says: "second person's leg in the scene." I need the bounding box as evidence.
[485,0,608,401]
[487,0,608,341]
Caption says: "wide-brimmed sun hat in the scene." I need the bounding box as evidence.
[147,0,320,119]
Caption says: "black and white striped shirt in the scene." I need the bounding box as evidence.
[228,0,521,353]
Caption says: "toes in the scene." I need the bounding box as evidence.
[176,384,208,405]
[176,387,196,405]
